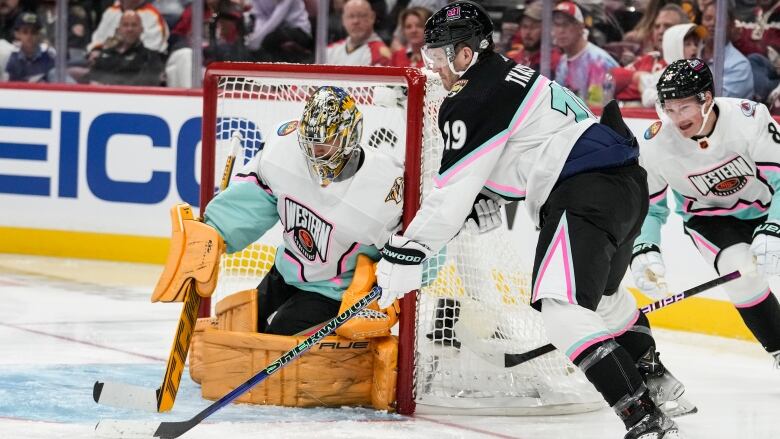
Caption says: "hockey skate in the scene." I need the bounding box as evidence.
[771,350,780,369]
[617,390,680,439]
[637,346,697,418]
[625,411,681,439]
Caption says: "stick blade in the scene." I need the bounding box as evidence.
[153,419,199,439]
[95,420,159,438]
[93,381,160,412]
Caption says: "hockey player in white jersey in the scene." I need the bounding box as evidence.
[203,86,406,335]
[633,58,780,369]
[376,2,680,438]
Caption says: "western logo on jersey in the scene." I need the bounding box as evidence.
[277,120,298,136]
[284,198,333,261]
[687,156,753,196]
[385,176,403,204]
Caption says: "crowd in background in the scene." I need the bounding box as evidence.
[1,0,780,112]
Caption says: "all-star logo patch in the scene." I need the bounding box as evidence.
[277,120,298,136]
[448,79,468,97]
[385,176,403,204]
[740,100,756,117]
[284,197,333,261]
[644,120,662,139]
[688,156,753,196]
[446,6,460,20]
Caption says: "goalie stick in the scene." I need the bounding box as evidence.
[500,270,742,368]
[93,133,243,413]
[95,286,383,439]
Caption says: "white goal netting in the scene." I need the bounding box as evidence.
[202,65,602,415]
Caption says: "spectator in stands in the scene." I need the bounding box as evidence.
[327,0,390,66]
[496,8,523,56]
[36,0,93,65]
[638,22,705,107]
[700,3,754,99]
[624,0,697,56]
[390,6,430,68]
[553,1,619,106]
[77,10,163,86]
[89,0,169,54]
[245,0,313,63]
[169,0,220,52]
[733,0,780,57]
[203,0,249,63]
[388,0,447,51]
[596,0,643,44]
[5,12,55,82]
[0,0,23,43]
[610,4,691,105]
[506,1,561,74]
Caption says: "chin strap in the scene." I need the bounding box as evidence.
[694,99,715,137]
[447,51,480,78]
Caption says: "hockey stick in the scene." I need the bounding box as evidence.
[95,286,383,439]
[502,270,742,368]
[93,133,243,413]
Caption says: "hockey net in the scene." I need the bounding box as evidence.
[200,63,602,416]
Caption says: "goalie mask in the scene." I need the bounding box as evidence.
[422,0,493,76]
[298,86,364,187]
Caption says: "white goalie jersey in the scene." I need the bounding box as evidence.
[204,120,405,301]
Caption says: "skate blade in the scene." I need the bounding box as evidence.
[659,396,698,418]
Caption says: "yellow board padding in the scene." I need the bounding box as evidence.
[629,288,757,342]
[0,226,170,263]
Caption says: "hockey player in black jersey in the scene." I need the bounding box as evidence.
[376,2,682,438]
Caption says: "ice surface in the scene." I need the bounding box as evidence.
[0,256,778,439]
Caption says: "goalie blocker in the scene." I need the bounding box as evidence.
[188,255,399,410]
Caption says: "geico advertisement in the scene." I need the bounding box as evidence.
[0,87,202,236]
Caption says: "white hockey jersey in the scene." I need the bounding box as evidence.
[636,97,780,246]
[404,53,598,254]
[204,120,405,300]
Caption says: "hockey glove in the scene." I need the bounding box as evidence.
[376,235,430,309]
[630,243,668,299]
[464,194,502,234]
[750,221,780,276]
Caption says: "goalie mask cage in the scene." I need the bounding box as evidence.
[200,62,603,416]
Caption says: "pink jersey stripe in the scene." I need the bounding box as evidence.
[683,198,769,216]
[689,229,719,256]
[735,287,771,309]
[610,310,640,337]
[567,333,613,361]
[434,77,548,188]
[485,180,527,197]
[649,190,666,205]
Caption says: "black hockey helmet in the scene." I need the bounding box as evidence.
[424,1,494,52]
[656,58,714,104]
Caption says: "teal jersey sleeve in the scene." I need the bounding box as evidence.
[636,185,670,246]
[203,181,279,253]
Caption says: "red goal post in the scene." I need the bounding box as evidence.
[200,63,427,415]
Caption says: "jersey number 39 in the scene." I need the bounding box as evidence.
[443,120,467,150]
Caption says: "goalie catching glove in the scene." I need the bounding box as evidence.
[376,235,432,309]
[630,243,668,300]
[751,221,780,276]
[464,193,503,234]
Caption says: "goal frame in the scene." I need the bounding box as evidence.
[199,62,427,415]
